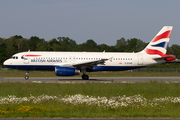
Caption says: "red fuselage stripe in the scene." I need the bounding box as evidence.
[22,55,42,57]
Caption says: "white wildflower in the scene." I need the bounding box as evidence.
[0,94,180,109]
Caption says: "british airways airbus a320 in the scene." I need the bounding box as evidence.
[3,26,175,80]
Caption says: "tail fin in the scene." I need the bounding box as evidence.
[141,26,175,61]
[143,26,173,54]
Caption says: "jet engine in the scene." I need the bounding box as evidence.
[55,66,80,76]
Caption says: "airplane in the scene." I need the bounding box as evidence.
[3,26,175,80]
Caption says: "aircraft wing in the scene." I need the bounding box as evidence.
[73,58,109,66]
[72,58,112,69]
[54,57,112,69]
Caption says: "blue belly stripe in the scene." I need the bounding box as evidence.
[4,65,143,71]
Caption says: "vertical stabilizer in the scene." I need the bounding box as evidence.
[142,26,173,55]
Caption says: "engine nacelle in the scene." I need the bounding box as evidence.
[55,67,80,76]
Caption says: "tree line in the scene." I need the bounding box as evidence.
[0,35,180,66]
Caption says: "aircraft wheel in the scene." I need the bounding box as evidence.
[25,75,29,80]
[82,75,89,80]
[82,75,84,80]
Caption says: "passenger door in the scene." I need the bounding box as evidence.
[137,54,143,65]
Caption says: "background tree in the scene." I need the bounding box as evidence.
[48,38,60,51]
[29,36,45,51]
[0,43,7,64]
[36,41,48,51]
[0,38,4,44]
[57,37,77,51]
[169,44,180,59]
[115,37,127,52]
[126,38,138,52]
[98,44,111,52]
[83,39,98,52]
[4,37,18,58]
[135,39,147,52]
[12,35,29,52]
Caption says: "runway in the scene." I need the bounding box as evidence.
[0,77,180,83]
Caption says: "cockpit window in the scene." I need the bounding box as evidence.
[11,56,15,59]
[10,56,18,59]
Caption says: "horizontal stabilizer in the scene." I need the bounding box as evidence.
[153,55,175,61]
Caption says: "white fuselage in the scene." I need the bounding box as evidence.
[3,51,162,71]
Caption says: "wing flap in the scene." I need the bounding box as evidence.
[73,58,109,66]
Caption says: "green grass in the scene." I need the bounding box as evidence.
[0,70,180,77]
[0,82,180,118]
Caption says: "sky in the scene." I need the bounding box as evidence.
[0,0,180,46]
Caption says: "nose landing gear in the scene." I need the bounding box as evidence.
[25,71,29,80]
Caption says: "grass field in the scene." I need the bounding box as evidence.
[0,70,180,77]
[0,82,180,118]
[0,70,180,118]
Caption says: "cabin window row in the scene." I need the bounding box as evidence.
[32,57,132,61]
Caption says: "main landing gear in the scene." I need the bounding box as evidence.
[82,74,89,80]
[81,69,89,80]
[25,71,29,80]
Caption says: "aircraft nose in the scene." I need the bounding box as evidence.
[3,60,9,66]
